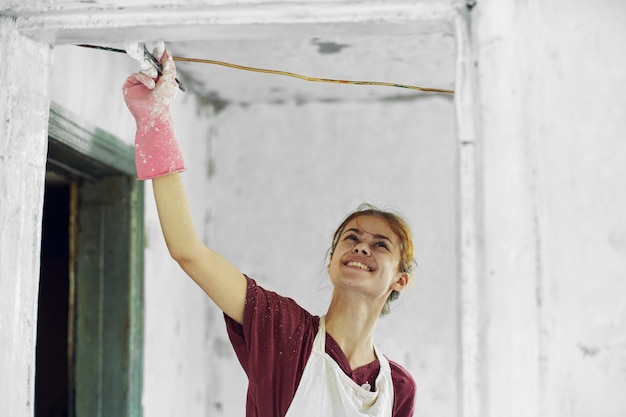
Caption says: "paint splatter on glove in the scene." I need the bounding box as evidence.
[122,49,185,180]
[124,41,164,79]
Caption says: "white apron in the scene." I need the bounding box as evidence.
[284,316,394,417]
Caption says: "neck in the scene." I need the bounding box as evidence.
[324,290,384,370]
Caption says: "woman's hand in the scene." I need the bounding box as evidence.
[122,49,185,180]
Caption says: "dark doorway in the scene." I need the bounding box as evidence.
[40,103,145,417]
[35,182,71,417]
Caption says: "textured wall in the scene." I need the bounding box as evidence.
[475,0,626,415]
[49,45,137,142]
[0,17,51,417]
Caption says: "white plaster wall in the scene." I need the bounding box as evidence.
[49,45,136,142]
[476,0,626,415]
[0,17,52,417]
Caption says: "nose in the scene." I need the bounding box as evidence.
[353,242,370,255]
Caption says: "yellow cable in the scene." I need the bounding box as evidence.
[76,44,454,94]
[173,56,454,94]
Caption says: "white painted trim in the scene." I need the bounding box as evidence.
[454,7,482,417]
[12,2,454,43]
[5,0,452,19]
[0,16,52,417]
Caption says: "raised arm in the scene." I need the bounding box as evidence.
[122,49,246,323]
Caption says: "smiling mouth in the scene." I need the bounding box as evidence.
[345,261,371,271]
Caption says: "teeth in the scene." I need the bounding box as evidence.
[346,261,370,271]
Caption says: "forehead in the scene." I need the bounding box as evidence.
[343,215,399,242]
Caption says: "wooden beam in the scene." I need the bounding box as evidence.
[6,2,454,44]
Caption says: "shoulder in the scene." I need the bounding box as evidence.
[388,359,416,417]
[226,275,318,342]
[244,275,311,320]
[389,359,416,392]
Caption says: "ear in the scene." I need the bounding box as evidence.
[391,272,410,292]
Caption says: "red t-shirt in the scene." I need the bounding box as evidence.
[224,276,416,417]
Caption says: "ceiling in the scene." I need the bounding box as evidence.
[3,1,459,105]
[167,30,456,106]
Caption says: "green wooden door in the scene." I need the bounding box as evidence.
[46,102,144,417]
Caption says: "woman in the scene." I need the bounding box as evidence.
[123,48,416,417]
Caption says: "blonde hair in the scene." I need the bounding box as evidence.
[330,204,417,315]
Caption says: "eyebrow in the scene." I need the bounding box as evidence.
[343,228,393,244]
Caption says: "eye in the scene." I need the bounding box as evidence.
[344,233,359,242]
[375,241,390,250]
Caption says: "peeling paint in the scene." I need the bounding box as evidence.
[196,90,229,114]
[380,93,453,103]
[608,229,626,254]
[578,344,600,358]
[311,38,351,54]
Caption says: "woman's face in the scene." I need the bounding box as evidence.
[328,215,409,301]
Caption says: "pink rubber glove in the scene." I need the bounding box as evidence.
[122,49,185,180]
